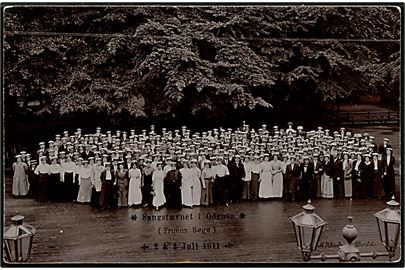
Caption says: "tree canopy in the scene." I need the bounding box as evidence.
[3,5,401,118]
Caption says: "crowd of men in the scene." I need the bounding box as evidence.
[11,122,397,210]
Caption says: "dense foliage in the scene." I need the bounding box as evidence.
[3,6,401,118]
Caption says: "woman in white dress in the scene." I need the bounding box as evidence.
[180,161,193,207]
[270,153,283,198]
[189,159,202,206]
[259,154,272,199]
[152,162,166,210]
[321,154,334,198]
[128,162,142,207]
[77,160,93,203]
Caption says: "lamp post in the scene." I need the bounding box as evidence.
[290,197,401,262]
[374,197,401,257]
[3,212,36,263]
[290,200,327,261]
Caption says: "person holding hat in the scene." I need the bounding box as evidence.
[76,160,93,203]
[12,154,29,197]
[371,153,384,199]
[99,162,116,209]
[128,162,142,207]
[382,147,395,200]
[285,155,300,201]
[151,162,166,210]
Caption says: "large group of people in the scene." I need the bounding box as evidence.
[11,122,397,210]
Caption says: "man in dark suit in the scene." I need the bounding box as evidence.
[285,156,301,201]
[378,138,392,157]
[227,155,245,203]
[80,144,95,160]
[332,155,344,198]
[299,156,314,201]
[383,148,396,200]
[311,153,323,198]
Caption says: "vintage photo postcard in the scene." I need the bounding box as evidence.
[1,3,403,266]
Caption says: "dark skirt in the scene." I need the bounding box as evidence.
[48,173,61,202]
[251,173,259,199]
[142,174,153,206]
[164,181,182,208]
[64,172,75,201]
[28,172,38,199]
[213,176,228,205]
[372,171,384,198]
[99,180,115,209]
[37,173,49,202]
[91,187,101,207]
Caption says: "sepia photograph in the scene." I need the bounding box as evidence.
[1,2,403,266]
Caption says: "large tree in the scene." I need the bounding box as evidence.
[3,5,401,118]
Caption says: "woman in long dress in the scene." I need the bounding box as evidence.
[269,153,283,198]
[128,162,142,207]
[190,159,202,206]
[12,155,29,197]
[48,156,62,202]
[321,154,334,198]
[77,160,93,203]
[152,162,166,210]
[259,154,272,199]
[180,161,193,207]
[61,154,76,202]
[34,157,50,202]
[342,153,353,198]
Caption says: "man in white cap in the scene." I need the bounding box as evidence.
[378,138,391,157]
